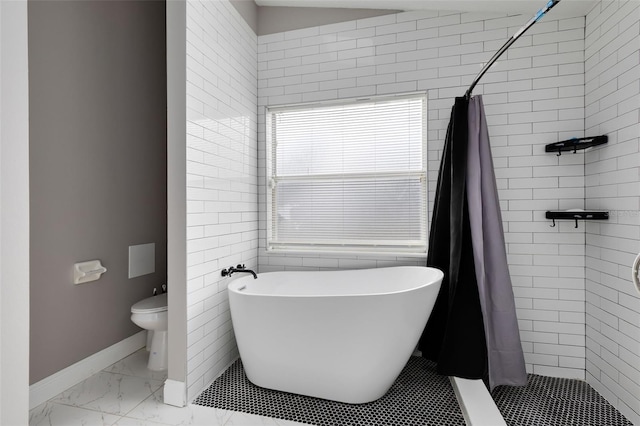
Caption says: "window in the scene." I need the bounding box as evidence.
[266,93,427,255]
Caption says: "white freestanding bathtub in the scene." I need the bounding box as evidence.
[228,266,443,404]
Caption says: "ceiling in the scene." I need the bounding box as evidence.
[255,0,597,18]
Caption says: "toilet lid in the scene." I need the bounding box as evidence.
[131,293,167,314]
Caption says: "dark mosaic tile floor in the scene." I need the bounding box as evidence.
[195,356,633,426]
[194,356,465,426]
[492,374,633,426]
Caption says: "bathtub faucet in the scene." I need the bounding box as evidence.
[221,264,257,279]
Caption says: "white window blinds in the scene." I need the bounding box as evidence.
[266,93,428,255]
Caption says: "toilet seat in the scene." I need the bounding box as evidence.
[131,293,167,314]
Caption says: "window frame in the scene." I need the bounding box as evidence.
[265,92,428,257]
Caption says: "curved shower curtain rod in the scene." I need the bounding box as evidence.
[465,0,561,99]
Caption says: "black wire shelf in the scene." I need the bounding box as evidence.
[545,210,609,228]
[545,135,608,156]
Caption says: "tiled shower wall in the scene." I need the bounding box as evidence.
[257,11,589,379]
[584,1,640,424]
[185,0,258,400]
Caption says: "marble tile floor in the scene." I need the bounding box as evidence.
[29,349,309,426]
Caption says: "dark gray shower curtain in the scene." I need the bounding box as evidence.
[419,95,526,390]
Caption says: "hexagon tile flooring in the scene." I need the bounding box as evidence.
[195,357,633,426]
[492,374,633,426]
[194,357,465,426]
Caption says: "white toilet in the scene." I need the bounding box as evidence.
[131,293,168,371]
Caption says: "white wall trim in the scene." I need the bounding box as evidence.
[166,0,188,388]
[29,331,146,409]
[0,0,30,424]
[163,379,187,407]
[450,376,506,426]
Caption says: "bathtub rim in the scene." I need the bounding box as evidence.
[227,266,444,299]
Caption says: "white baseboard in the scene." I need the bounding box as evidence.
[164,379,187,407]
[29,331,147,409]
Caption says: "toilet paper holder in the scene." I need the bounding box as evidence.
[74,260,107,285]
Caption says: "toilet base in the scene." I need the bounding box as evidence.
[147,330,167,371]
[146,330,153,351]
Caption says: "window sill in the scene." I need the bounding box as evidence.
[266,247,428,259]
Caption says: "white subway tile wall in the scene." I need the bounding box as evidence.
[258,10,589,380]
[181,1,638,419]
[584,1,640,424]
[186,0,258,401]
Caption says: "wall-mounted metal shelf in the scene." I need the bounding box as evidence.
[545,135,608,156]
[546,210,609,228]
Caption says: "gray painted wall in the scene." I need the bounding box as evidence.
[230,0,258,33]
[29,0,167,384]
[229,0,398,35]
[257,6,398,35]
